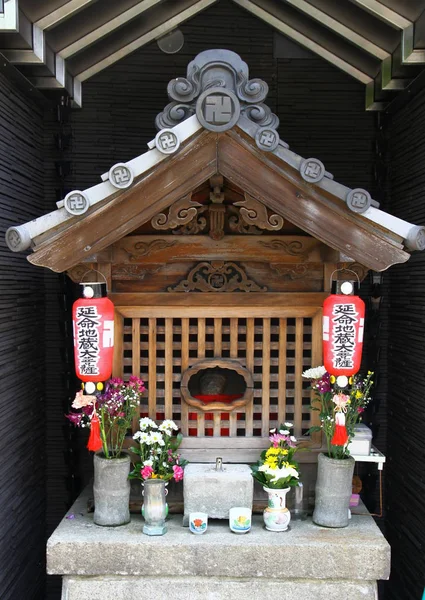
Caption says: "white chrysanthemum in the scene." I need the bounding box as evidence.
[139,417,157,431]
[270,466,299,482]
[284,422,293,428]
[279,429,290,435]
[159,419,178,432]
[149,431,165,446]
[290,436,297,443]
[143,460,153,467]
[258,465,270,473]
[136,431,150,444]
[269,428,276,433]
[133,431,142,441]
[302,366,326,380]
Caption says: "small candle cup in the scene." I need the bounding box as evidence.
[229,507,252,533]
[189,512,208,534]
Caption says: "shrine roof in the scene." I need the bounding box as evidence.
[5,50,425,273]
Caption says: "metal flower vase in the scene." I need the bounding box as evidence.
[263,486,291,532]
[93,452,131,527]
[313,452,355,528]
[142,479,168,536]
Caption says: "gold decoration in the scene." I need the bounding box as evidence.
[168,261,267,292]
[151,194,201,230]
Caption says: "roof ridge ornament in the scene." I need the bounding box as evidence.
[156,49,280,150]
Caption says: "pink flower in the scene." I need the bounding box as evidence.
[173,465,184,482]
[141,465,154,480]
[109,377,124,388]
[357,407,365,414]
[332,393,349,409]
[71,390,96,409]
[269,433,283,448]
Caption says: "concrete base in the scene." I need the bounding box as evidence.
[49,487,389,600]
[62,575,378,600]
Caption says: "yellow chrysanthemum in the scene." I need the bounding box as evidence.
[330,375,336,384]
[356,390,363,399]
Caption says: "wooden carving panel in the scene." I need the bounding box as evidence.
[114,303,322,448]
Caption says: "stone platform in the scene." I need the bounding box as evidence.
[47,487,390,600]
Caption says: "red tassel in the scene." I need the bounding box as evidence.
[87,412,103,452]
[331,412,349,446]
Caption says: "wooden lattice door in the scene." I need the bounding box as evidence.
[115,299,322,461]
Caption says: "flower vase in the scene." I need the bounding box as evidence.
[263,486,291,532]
[142,479,168,535]
[141,482,169,519]
[313,452,355,528]
[93,452,130,527]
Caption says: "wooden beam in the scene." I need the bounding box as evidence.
[108,235,328,265]
[217,131,410,271]
[47,0,164,59]
[28,130,217,272]
[68,0,218,81]
[110,292,328,308]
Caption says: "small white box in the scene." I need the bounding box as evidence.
[348,424,372,456]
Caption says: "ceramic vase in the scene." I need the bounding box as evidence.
[313,452,355,528]
[93,452,131,527]
[263,486,291,532]
[142,479,168,535]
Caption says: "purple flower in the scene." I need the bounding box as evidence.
[65,412,83,426]
[316,372,331,393]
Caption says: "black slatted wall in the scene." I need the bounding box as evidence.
[385,90,425,600]
[0,72,46,600]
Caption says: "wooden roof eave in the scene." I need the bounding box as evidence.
[28,129,218,272]
[27,127,411,274]
[217,129,410,272]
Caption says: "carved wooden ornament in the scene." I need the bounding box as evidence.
[180,358,254,412]
[151,194,201,230]
[168,261,267,292]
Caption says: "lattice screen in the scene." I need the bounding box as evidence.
[116,305,322,443]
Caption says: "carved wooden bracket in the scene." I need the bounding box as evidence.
[180,358,254,412]
[233,194,284,231]
[168,261,267,292]
[151,194,201,230]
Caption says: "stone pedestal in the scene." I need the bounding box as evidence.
[47,487,390,600]
[183,463,253,525]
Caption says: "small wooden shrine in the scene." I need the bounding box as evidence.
[7,49,425,463]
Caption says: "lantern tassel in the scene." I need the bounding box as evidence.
[87,412,103,452]
[331,411,349,446]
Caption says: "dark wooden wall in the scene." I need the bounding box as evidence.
[0,72,46,600]
[384,90,425,600]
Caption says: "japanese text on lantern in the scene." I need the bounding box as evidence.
[331,303,358,369]
[76,306,101,376]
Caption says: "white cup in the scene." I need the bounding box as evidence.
[229,507,252,533]
[189,512,208,534]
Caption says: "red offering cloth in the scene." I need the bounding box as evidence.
[193,394,243,403]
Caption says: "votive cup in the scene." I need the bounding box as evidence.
[189,512,208,534]
[229,507,252,533]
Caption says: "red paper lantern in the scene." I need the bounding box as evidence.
[322,281,365,377]
[72,282,114,384]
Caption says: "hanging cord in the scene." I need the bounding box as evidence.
[329,268,361,290]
